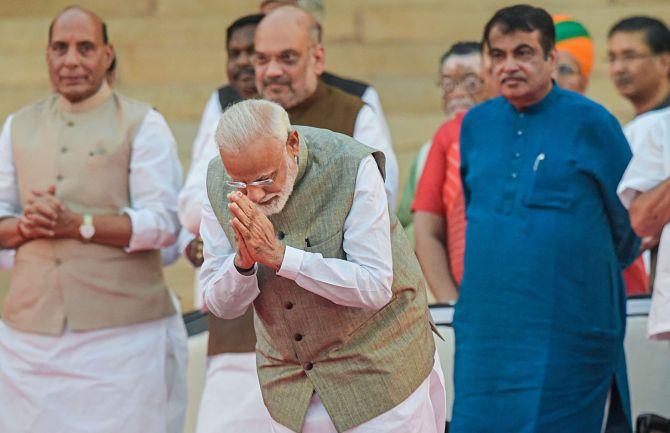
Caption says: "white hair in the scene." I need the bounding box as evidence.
[215,99,292,153]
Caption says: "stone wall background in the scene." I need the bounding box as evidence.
[1,0,668,308]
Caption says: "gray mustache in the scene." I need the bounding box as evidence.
[263,77,292,86]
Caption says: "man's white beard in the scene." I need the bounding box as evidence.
[258,154,298,216]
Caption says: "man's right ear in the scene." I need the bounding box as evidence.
[286,130,300,157]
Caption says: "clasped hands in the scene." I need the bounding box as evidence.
[19,185,81,241]
[227,191,285,272]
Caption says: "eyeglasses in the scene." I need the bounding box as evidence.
[437,74,484,94]
[226,178,274,189]
[555,63,578,77]
[607,52,656,65]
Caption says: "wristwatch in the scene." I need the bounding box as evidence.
[79,213,95,241]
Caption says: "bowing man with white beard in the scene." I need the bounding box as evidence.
[200,99,445,433]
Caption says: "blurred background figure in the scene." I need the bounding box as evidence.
[397,42,481,240]
[609,16,670,119]
[609,16,670,294]
[552,15,594,94]
[408,42,496,303]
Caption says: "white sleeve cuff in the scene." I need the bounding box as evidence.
[277,246,305,280]
[617,179,662,208]
[122,207,176,253]
[204,255,260,319]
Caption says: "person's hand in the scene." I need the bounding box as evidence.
[22,185,60,232]
[50,206,83,239]
[22,186,81,240]
[231,219,256,271]
[641,235,660,252]
[185,236,205,268]
[227,191,285,271]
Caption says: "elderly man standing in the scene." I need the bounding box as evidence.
[200,99,444,433]
[411,41,497,303]
[450,5,640,433]
[0,7,186,433]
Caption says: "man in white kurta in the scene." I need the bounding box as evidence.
[0,7,186,433]
[200,99,445,433]
[618,106,670,340]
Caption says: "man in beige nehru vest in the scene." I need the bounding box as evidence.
[192,6,400,432]
[0,7,186,433]
[200,99,445,432]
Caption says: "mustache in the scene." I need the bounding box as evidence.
[447,97,475,109]
[501,74,526,84]
[263,76,292,87]
[232,65,255,81]
[614,74,633,86]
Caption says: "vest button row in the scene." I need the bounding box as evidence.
[284,302,293,310]
[303,362,313,371]
[294,333,303,342]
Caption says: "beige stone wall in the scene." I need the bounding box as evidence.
[0,0,668,307]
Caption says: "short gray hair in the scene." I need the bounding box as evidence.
[215,99,292,153]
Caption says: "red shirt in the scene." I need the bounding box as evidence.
[412,113,466,284]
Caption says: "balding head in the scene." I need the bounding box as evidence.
[49,6,107,44]
[46,6,114,102]
[253,6,325,108]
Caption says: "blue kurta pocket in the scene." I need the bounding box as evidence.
[524,153,577,210]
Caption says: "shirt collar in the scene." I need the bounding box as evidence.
[294,130,309,186]
[651,92,670,112]
[58,81,113,114]
[511,80,560,115]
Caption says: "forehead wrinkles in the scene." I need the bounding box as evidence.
[51,8,104,43]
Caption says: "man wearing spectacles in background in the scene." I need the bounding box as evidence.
[608,17,670,297]
[407,42,497,303]
[609,16,670,119]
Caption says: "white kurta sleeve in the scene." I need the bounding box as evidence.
[200,192,261,319]
[178,92,222,235]
[0,115,20,219]
[618,114,670,208]
[122,109,182,252]
[277,155,393,309]
[353,104,399,213]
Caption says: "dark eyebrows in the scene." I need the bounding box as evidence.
[513,44,534,52]
[279,49,299,57]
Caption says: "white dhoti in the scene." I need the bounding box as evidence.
[195,352,274,433]
[270,350,446,433]
[0,310,188,433]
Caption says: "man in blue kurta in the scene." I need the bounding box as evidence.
[450,5,640,433]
